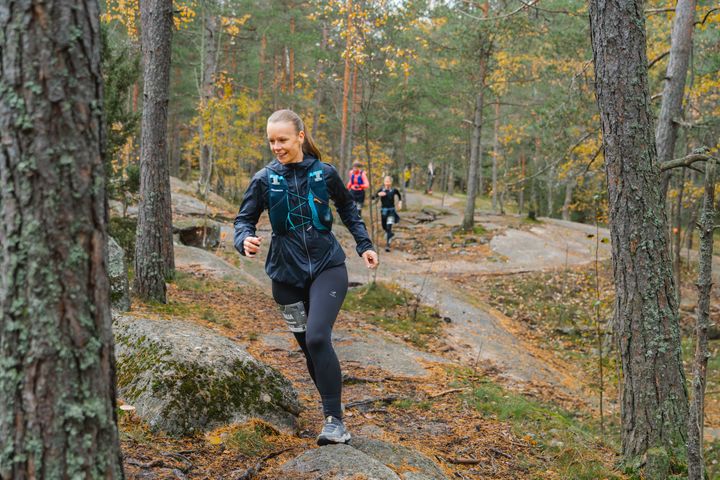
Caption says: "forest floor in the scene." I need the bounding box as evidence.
[113,182,720,479]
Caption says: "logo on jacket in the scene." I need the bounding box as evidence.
[310,170,323,182]
[270,174,282,185]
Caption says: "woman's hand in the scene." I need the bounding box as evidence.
[362,250,379,269]
[243,236,263,257]
[378,191,387,197]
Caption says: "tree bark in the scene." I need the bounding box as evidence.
[518,152,526,213]
[198,9,219,191]
[258,34,267,99]
[688,158,715,480]
[547,163,555,217]
[339,0,353,174]
[135,0,175,302]
[562,176,575,221]
[462,44,489,230]
[289,15,295,95]
[346,63,359,166]
[492,101,500,213]
[0,0,124,476]
[311,23,328,136]
[590,0,689,473]
[673,169,685,303]
[657,0,696,195]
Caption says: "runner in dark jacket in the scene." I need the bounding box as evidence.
[234,109,378,446]
[372,175,402,252]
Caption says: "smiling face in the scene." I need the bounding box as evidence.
[383,176,392,189]
[267,121,305,164]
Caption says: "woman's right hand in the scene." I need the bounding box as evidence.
[243,236,263,257]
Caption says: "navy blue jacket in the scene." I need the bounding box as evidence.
[234,155,374,288]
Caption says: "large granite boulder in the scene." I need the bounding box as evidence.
[108,236,130,311]
[113,315,300,436]
[281,438,448,480]
[173,218,223,249]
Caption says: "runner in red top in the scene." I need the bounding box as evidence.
[346,161,369,215]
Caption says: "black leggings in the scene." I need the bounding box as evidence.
[272,264,348,419]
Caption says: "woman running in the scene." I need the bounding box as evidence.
[373,175,402,252]
[234,109,379,446]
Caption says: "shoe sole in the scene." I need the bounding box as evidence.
[316,433,352,446]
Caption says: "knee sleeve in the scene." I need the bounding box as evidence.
[279,301,307,333]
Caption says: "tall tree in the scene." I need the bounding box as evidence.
[688,157,716,480]
[135,0,175,302]
[0,0,124,476]
[198,2,219,192]
[339,0,353,175]
[462,38,491,230]
[657,0,696,195]
[590,0,689,475]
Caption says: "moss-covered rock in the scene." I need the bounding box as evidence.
[113,315,300,436]
[108,236,130,311]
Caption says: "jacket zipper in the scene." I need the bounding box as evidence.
[293,173,314,280]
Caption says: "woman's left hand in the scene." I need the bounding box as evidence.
[362,250,379,269]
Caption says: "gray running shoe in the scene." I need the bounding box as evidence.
[316,416,351,446]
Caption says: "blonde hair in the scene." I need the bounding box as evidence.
[267,109,322,160]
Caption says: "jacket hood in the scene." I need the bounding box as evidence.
[266,155,318,174]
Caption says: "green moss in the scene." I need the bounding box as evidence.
[225,422,278,456]
[343,282,443,347]
[392,398,432,411]
[109,216,137,262]
[455,372,622,479]
[343,281,405,312]
[115,330,294,436]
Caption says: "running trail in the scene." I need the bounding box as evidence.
[341,194,612,399]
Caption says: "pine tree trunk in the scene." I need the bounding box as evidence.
[339,0,353,174]
[590,0,689,474]
[0,0,124,476]
[562,177,575,221]
[688,158,715,480]
[462,46,488,231]
[674,169,685,303]
[492,101,500,213]
[518,152,526,214]
[258,34,267,99]
[657,0,696,195]
[547,163,555,217]
[346,64,359,166]
[199,10,218,191]
[135,0,175,302]
[289,15,295,96]
[311,23,328,136]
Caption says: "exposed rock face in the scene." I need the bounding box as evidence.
[173,218,222,249]
[108,236,130,311]
[113,315,300,436]
[281,438,449,479]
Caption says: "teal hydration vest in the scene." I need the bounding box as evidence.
[267,159,333,235]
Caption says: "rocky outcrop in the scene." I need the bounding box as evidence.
[173,218,223,249]
[281,438,448,480]
[113,315,300,436]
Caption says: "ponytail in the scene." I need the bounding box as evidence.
[267,109,322,161]
[302,130,322,161]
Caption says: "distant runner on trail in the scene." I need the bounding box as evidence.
[234,109,379,446]
[425,161,435,194]
[346,160,369,215]
[373,175,402,252]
